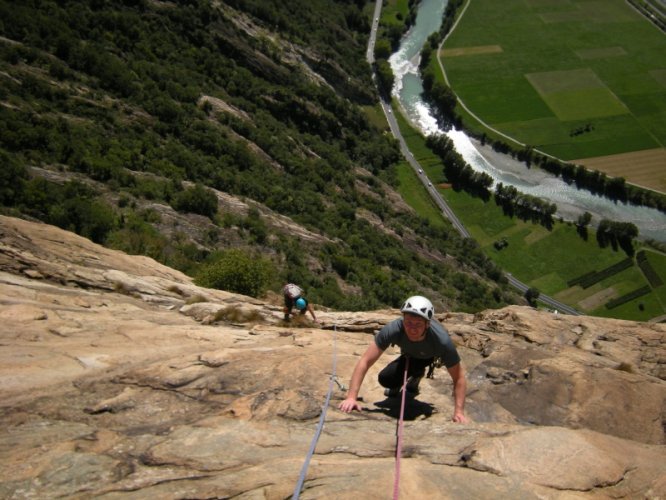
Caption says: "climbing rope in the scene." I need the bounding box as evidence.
[393,356,409,500]
[292,325,338,499]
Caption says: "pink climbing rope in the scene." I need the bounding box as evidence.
[393,356,409,500]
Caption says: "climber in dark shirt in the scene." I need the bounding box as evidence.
[338,295,467,423]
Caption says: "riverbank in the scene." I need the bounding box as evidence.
[464,134,606,224]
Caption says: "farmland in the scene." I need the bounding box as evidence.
[392,109,666,322]
[440,0,666,192]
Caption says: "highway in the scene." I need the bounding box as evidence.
[366,0,579,316]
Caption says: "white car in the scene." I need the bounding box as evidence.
[418,169,423,174]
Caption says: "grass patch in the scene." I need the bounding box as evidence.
[396,161,446,227]
[114,281,140,298]
[280,314,316,328]
[392,108,454,183]
[545,87,628,121]
[185,294,209,305]
[363,104,391,131]
[442,45,503,57]
[381,0,410,26]
[576,47,627,60]
[615,362,635,373]
[392,109,448,227]
[213,306,264,324]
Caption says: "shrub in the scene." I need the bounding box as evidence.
[185,294,209,304]
[213,306,264,324]
[0,151,27,204]
[195,249,274,298]
[171,183,218,218]
[48,197,116,244]
[615,362,634,373]
[525,287,540,306]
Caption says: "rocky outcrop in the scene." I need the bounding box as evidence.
[0,215,664,499]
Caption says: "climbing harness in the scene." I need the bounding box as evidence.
[393,356,409,500]
[426,356,443,379]
[292,325,339,499]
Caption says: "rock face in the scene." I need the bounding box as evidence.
[0,215,664,499]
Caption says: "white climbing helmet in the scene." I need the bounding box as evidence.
[400,295,434,321]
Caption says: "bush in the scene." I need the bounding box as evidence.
[525,287,540,306]
[106,214,167,260]
[195,249,274,298]
[171,183,218,218]
[0,151,27,204]
[213,306,264,324]
[48,197,116,244]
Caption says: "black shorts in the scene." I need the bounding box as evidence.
[378,355,433,389]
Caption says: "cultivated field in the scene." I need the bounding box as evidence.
[441,0,666,191]
[574,148,666,194]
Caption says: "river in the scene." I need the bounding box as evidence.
[389,0,666,242]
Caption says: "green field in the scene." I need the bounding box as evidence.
[442,182,665,321]
[441,0,666,160]
[393,109,448,227]
[391,110,666,322]
[380,0,411,26]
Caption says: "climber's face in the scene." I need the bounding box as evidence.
[403,313,428,341]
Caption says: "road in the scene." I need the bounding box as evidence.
[366,0,580,316]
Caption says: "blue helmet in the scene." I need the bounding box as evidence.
[295,297,307,310]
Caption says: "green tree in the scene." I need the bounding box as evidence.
[374,59,394,98]
[242,207,268,244]
[577,212,592,227]
[525,287,540,306]
[429,81,457,117]
[374,39,391,59]
[195,249,274,298]
[576,211,592,240]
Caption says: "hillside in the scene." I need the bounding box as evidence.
[1,215,665,498]
[0,0,521,313]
